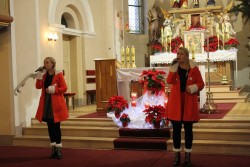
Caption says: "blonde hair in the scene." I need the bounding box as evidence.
[44,57,56,68]
[178,47,189,57]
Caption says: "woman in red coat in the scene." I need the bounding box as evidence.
[35,57,68,159]
[166,47,204,167]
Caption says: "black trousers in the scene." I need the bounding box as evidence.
[171,121,193,149]
[47,121,61,144]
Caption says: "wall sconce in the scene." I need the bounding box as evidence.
[48,32,58,41]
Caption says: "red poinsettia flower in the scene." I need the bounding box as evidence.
[139,68,166,95]
[106,96,128,114]
[204,36,223,52]
[169,36,184,53]
[151,43,164,53]
[224,38,240,49]
[120,113,131,123]
[143,105,167,124]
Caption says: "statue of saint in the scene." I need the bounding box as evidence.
[193,0,199,8]
[207,0,215,6]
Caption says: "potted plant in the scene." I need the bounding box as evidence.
[143,105,167,129]
[106,96,128,118]
[139,68,166,96]
[120,113,131,127]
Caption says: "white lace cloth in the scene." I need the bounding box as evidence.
[107,91,170,129]
[150,49,237,64]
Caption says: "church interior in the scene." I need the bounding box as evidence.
[0,0,250,166]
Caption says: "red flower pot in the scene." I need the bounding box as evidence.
[153,120,161,129]
[122,122,128,127]
[115,111,121,118]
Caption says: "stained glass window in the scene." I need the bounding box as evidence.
[128,0,143,34]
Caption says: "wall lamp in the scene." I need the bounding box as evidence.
[48,32,58,41]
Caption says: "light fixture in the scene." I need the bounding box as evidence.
[48,32,58,41]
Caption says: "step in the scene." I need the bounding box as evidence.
[167,140,250,155]
[13,135,115,149]
[206,85,231,92]
[114,137,167,150]
[212,97,247,103]
[31,118,116,127]
[194,120,250,129]
[22,126,119,138]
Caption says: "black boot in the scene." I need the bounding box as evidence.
[184,152,191,167]
[173,152,181,166]
[56,147,62,159]
[50,146,57,158]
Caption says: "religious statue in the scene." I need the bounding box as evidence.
[171,0,188,8]
[171,0,180,8]
[147,7,161,42]
[220,13,236,41]
[173,18,186,38]
[207,0,216,6]
[193,0,199,8]
[162,16,174,51]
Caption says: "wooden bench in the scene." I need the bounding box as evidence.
[64,93,76,110]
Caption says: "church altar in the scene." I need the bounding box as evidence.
[150,49,237,64]
[150,49,238,79]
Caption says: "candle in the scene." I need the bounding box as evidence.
[131,101,136,107]
[121,47,125,62]
[131,92,137,101]
[191,42,195,60]
[131,46,135,62]
[161,27,164,45]
[126,46,130,66]
[145,103,149,109]
[164,99,168,108]
[169,36,172,53]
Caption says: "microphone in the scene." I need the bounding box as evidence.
[35,66,45,72]
[171,58,179,66]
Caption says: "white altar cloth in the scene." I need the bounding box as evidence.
[150,49,238,78]
[116,67,169,101]
[150,50,237,64]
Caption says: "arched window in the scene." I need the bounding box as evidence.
[128,0,144,34]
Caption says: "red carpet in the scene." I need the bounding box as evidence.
[200,103,236,119]
[0,146,249,167]
[78,103,236,120]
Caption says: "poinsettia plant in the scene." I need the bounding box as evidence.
[169,36,184,53]
[224,38,240,49]
[150,42,164,54]
[204,35,223,52]
[120,113,131,123]
[106,96,128,114]
[143,105,167,124]
[139,68,166,95]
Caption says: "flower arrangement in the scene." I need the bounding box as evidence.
[120,113,131,127]
[139,68,166,95]
[143,105,167,128]
[169,36,184,53]
[224,38,240,49]
[150,42,164,54]
[106,96,128,118]
[204,36,223,52]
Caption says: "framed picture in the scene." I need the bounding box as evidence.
[183,30,205,53]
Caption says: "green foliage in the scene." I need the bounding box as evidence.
[229,0,250,24]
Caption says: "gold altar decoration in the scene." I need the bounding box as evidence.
[126,46,130,68]
[131,46,136,68]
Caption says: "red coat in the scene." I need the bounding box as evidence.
[35,70,68,123]
[166,60,204,122]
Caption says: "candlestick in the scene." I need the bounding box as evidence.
[169,36,172,53]
[145,103,149,109]
[222,23,225,49]
[191,42,195,60]
[164,99,168,108]
[161,27,164,45]
[126,46,130,68]
[131,45,136,68]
